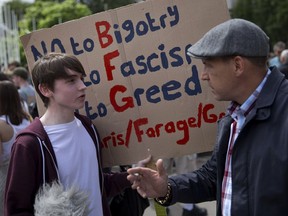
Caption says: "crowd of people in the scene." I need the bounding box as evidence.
[0,61,37,214]
[0,62,38,118]
[1,17,288,216]
[0,80,31,213]
[269,41,288,78]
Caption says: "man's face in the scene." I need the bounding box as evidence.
[200,57,238,102]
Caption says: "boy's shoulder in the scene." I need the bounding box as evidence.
[15,118,46,143]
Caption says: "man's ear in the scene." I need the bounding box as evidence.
[38,84,52,97]
[233,56,245,77]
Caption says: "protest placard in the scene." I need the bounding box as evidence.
[21,0,230,167]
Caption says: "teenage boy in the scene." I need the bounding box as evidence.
[4,53,133,216]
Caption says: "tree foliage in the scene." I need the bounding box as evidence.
[19,0,91,34]
[12,0,91,64]
[4,0,136,64]
[231,0,288,49]
[4,0,30,20]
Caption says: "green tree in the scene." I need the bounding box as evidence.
[17,0,91,64]
[3,0,136,65]
[5,0,31,20]
[231,0,288,48]
[19,0,91,33]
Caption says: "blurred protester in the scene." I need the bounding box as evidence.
[7,60,21,71]
[12,67,38,118]
[0,73,9,81]
[3,60,21,79]
[12,67,36,106]
[268,41,286,67]
[1,70,30,116]
[278,49,288,78]
[0,81,31,212]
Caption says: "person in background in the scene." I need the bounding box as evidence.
[7,61,21,72]
[1,69,30,116]
[127,18,288,216]
[268,41,286,67]
[12,67,36,107]
[12,67,38,118]
[4,53,149,216]
[0,81,31,212]
[0,73,9,81]
[3,61,21,79]
[278,49,288,78]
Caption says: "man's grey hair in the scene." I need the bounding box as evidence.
[34,181,90,216]
[273,41,286,52]
[280,49,288,65]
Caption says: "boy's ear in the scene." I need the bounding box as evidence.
[38,84,52,97]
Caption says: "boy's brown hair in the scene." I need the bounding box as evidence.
[31,53,86,107]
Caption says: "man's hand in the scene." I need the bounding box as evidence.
[127,159,169,198]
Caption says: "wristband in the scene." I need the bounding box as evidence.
[155,182,172,205]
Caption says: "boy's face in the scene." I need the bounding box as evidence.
[47,69,86,111]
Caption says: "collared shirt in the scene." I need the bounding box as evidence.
[221,69,271,216]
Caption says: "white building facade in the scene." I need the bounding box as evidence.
[0,4,20,70]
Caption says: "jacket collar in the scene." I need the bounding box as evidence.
[247,66,285,121]
[256,66,285,109]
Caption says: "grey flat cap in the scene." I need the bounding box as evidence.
[187,18,270,58]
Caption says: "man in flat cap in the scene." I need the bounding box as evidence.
[127,19,288,216]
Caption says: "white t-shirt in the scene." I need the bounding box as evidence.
[44,117,103,216]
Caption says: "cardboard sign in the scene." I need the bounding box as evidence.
[21,0,230,167]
